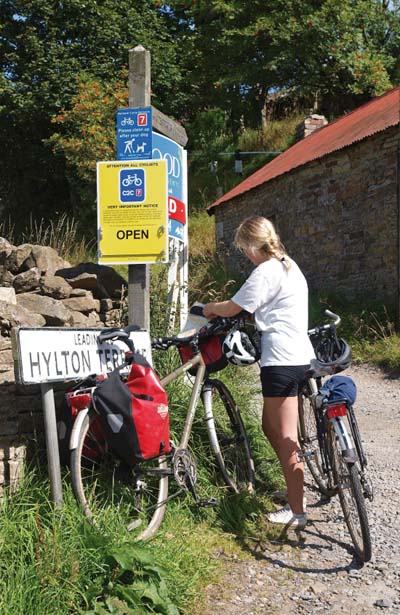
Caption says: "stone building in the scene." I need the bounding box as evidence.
[207,88,400,309]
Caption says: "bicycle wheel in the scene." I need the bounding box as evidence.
[203,379,255,493]
[298,392,335,497]
[70,409,169,541]
[328,422,372,562]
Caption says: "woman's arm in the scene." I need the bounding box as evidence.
[203,300,242,319]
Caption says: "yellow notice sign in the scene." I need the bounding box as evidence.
[97,159,168,264]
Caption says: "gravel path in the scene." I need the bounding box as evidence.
[197,364,400,614]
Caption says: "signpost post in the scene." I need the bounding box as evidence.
[126,45,188,329]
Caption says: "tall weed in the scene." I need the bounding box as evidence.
[0,216,15,243]
[20,213,95,263]
[0,471,180,614]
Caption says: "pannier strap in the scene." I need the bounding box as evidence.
[132,393,153,401]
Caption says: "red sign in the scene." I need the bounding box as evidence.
[168,197,186,224]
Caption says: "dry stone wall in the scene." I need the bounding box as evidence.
[0,239,128,493]
[213,126,399,305]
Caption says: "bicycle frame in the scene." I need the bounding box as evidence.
[68,314,256,541]
[159,350,206,450]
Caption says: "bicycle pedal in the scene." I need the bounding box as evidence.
[197,497,219,508]
[297,450,313,461]
[363,480,374,501]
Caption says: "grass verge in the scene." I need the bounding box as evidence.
[1,353,279,614]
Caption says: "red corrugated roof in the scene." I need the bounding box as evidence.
[208,87,400,213]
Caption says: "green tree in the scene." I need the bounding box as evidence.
[0,0,185,228]
[267,0,400,114]
[167,0,400,130]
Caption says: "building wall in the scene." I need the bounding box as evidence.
[213,126,399,303]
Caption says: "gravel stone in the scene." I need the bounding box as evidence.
[194,365,400,615]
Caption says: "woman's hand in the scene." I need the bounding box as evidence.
[203,300,242,319]
[203,302,218,319]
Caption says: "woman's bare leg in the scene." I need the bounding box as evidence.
[262,396,304,514]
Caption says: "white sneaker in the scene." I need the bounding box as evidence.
[266,503,307,529]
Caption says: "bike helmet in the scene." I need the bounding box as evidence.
[222,329,260,366]
[310,337,352,375]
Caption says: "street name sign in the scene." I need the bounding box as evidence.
[97,159,168,264]
[13,327,153,384]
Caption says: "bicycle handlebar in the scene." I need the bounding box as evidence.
[96,310,250,353]
[97,325,141,352]
[308,309,341,337]
[151,312,250,351]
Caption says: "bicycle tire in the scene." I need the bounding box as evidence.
[203,379,255,493]
[298,392,335,497]
[328,422,372,562]
[70,409,169,541]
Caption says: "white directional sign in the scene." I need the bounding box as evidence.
[13,327,153,384]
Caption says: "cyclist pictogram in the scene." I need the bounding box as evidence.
[122,173,143,187]
[120,168,146,203]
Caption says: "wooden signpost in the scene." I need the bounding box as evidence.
[127,45,188,330]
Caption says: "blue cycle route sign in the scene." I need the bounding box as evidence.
[116,108,152,160]
[119,168,146,203]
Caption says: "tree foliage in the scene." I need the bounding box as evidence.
[0,0,186,225]
[167,0,400,127]
[1,0,400,227]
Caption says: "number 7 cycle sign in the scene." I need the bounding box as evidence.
[116,108,152,161]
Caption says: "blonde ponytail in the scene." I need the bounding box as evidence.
[234,216,291,268]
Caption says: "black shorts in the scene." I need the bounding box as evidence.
[260,365,310,398]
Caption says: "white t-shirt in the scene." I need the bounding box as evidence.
[231,257,315,367]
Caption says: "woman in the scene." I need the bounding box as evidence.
[203,216,315,528]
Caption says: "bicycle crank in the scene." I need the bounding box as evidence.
[173,448,197,493]
[197,497,219,508]
[172,449,219,507]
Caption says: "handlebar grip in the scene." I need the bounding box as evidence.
[189,304,205,317]
[324,310,341,326]
[97,328,135,353]
[98,329,130,343]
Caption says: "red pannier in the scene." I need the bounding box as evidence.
[92,353,171,465]
[178,333,228,375]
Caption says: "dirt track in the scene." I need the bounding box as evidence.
[196,364,400,614]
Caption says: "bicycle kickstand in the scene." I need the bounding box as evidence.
[185,474,219,508]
